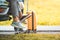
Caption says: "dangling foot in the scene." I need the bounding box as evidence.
[11,22,25,28]
[20,14,32,22]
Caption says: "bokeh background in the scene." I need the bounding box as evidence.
[0,0,60,25]
[24,0,60,25]
[0,0,60,40]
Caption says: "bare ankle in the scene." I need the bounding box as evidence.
[13,16,20,22]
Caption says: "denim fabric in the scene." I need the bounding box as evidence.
[6,0,21,17]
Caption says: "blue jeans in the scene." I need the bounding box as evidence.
[7,0,21,17]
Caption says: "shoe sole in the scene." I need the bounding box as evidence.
[21,14,32,22]
[11,24,25,28]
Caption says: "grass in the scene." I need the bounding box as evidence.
[0,34,60,40]
[0,0,60,40]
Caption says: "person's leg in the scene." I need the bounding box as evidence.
[19,11,23,20]
[9,0,20,22]
[18,0,26,20]
[8,0,25,29]
[18,0,24,14]
[22,0,24,13]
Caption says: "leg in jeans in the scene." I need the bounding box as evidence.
[8,0,25,29]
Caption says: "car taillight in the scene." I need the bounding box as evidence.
[0,8,4,13]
